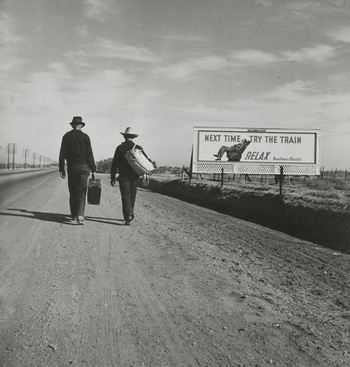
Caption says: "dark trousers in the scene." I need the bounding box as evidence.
[119,179,137,220]
[67,165,90,218]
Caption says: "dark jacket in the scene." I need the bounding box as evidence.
[59,130,96,172]
[110,139,150,181]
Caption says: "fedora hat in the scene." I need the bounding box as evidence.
[70,116,85,127]
[120,127,138,138]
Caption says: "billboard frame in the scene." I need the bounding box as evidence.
[192,127,321,176]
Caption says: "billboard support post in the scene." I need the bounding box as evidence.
[189,146,193,185]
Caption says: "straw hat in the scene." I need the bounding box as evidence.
[120,127,138,138]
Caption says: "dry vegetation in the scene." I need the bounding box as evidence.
[202,175,350,213]
[159,172,349,211]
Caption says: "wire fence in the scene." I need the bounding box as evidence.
[186,168,349,182]
[190,172,350,183]
[319,167,349,180]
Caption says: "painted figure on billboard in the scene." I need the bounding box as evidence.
[213,139,251,161]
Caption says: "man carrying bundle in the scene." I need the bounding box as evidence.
[110,127,152,225]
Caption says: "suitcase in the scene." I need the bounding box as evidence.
[125,144,154,176]
[87,178,101,205]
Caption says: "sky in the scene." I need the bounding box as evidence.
[0,0,350,169]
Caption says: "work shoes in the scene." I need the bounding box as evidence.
[125,215,134,225]
[67,216,77,224]
[77,216,85,225]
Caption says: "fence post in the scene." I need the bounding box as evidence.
[221,167,224,188]
[279,166,284,198]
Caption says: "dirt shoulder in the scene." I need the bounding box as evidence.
[141,175,350,254]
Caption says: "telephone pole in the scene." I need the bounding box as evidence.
[12,143,15,170]
[23,148,30,168]
[7,143,10,169]
[7,143,16,170]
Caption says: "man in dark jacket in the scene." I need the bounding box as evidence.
[110,127,151,225]
[59,116,96,225]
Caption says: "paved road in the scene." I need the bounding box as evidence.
[0,172,349,367]
[0,169,57,206]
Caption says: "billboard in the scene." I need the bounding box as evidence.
[192,127,321,175]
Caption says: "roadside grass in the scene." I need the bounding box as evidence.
[184,175,350,213]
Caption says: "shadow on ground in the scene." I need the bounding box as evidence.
[0,209,124,225]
